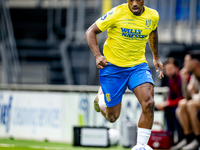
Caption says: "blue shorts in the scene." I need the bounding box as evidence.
[99,62,154,108]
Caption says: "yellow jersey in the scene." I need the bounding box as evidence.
[95,3,159,67]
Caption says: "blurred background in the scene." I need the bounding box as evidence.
[0,0,200,86]
[0,0,200,149]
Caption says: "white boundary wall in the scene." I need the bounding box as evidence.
[0,84,168,143]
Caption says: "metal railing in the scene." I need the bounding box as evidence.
[59,0,101,84]
[112,0,200,44]
[0,0,21,84]
[0,83,169,94]
[7,0,200,44]
[3,0,200,85]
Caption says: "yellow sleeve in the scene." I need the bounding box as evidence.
[95,8,117,32]
[152,11,159,31]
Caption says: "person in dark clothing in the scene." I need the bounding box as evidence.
[155,58,184,145]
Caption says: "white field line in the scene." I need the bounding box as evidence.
[0,143,119,150]
[30,145,118,150]
[0,143,15,147]
[30,146,66,150]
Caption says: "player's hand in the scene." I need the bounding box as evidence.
[153,58,164,79]
[96,55,107,69]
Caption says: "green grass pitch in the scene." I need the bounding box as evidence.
[0,138,131,150]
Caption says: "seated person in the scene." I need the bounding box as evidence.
[171,51,200,150]
[155,58,184,144]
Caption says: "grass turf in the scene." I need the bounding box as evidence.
[0,138,130,150]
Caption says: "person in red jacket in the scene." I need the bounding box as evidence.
[155,57,184,145]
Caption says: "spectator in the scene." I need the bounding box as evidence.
[155,58,184,144]
[171,51,200,150]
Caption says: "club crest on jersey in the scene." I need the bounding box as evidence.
[146,19,151,27]
[101,14,107,20]
[108,10,114,15]
[106,94,111,102]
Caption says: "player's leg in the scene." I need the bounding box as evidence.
[93,87,103,113]
[102,103,122,123]
[127,63,155,148]
[99,84,125,123]
[132,83,154,150]
[95,63,128,123]
[134,83,154,129]
[94,87,121,122]
[133,82,154,147]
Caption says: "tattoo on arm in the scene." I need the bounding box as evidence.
[148,28,159,58]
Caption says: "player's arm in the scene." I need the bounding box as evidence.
[180,68,191,100]
[148,28,164,79]
[86,23,107,69]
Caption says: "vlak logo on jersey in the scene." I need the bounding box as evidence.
[101,13,107,20]
[121,28,148,39]
[146,19,151,27]
[0,96,12,133]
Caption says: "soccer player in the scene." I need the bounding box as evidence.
[86,0,164,149]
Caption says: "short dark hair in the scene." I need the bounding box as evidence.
[164,57,179,67]
[188,50,200,61]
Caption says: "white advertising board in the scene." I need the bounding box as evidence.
[0,90,164,143]
[80,128,108,146]
[0,91,63,141]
